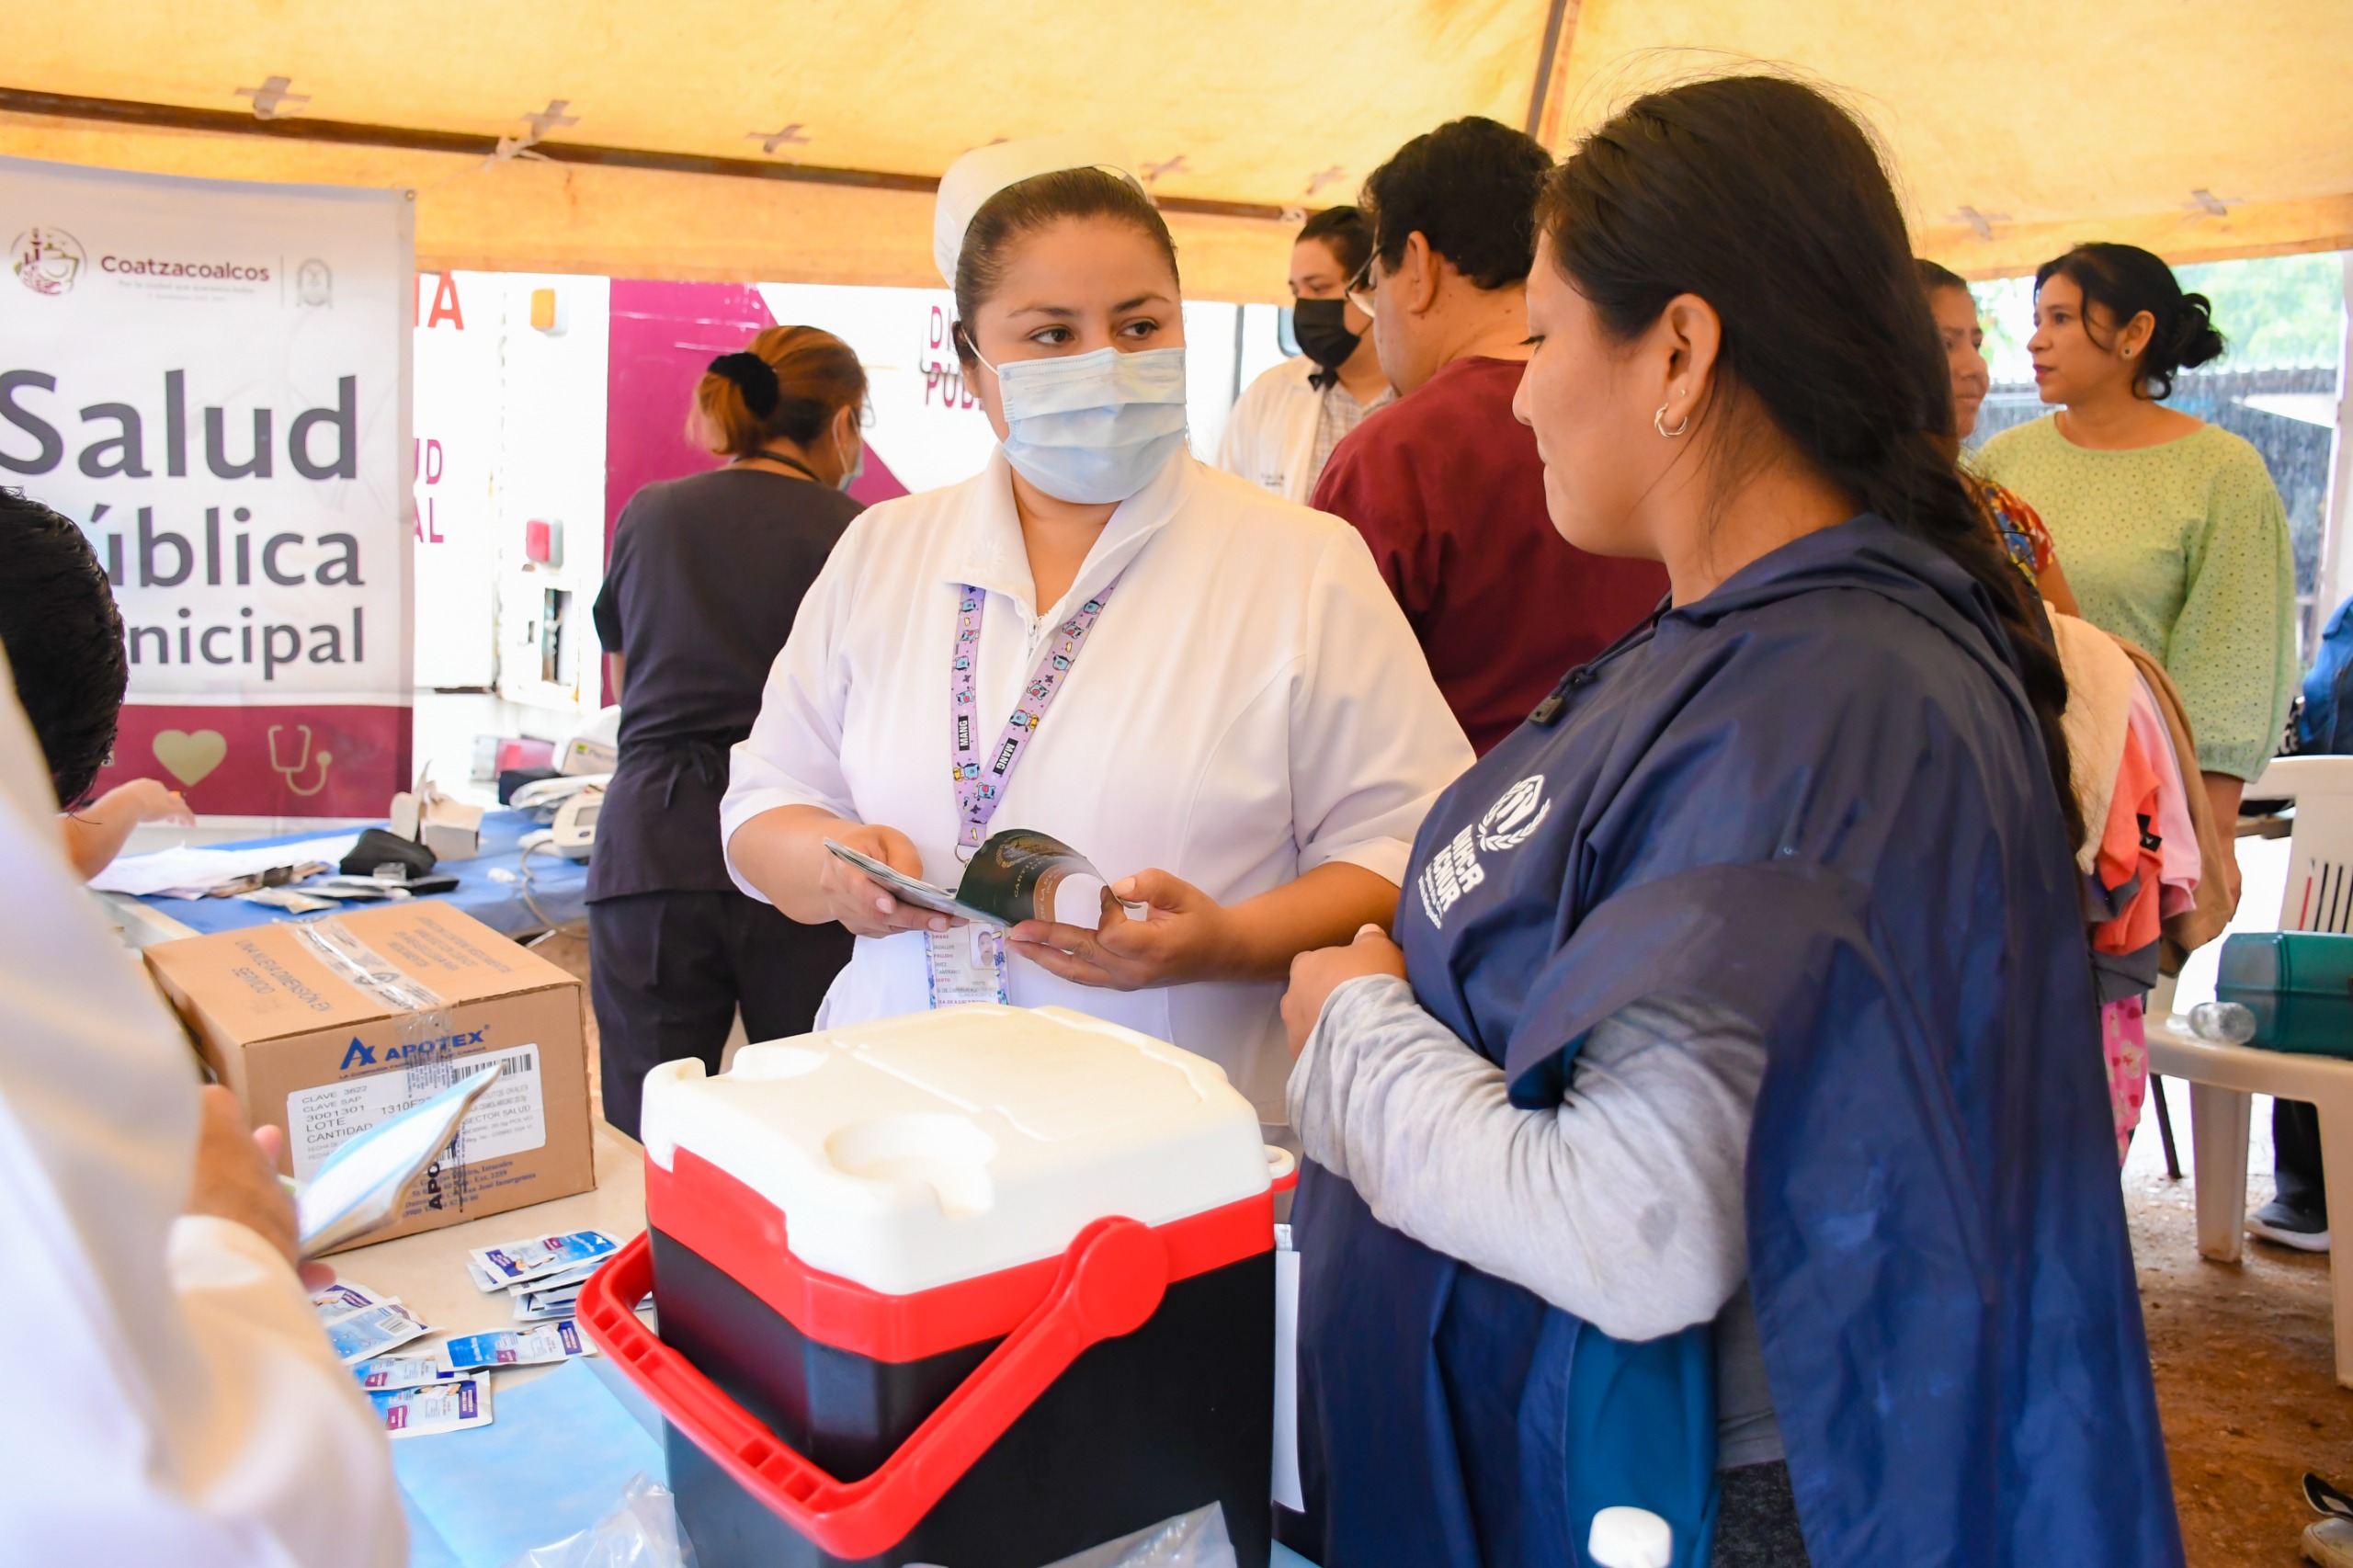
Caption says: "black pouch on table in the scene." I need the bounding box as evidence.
[340,828,438,881]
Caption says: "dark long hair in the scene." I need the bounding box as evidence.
[1539,75,2079,845]
[2035,242,2224,401]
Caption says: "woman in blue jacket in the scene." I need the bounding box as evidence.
[1279,77,2178,1568]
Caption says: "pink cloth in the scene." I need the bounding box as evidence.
[2092,727,2165,955]
[2127,671,2201,918]
[2101,995,2150,1165]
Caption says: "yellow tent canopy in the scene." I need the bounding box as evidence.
[6,0,2349,300]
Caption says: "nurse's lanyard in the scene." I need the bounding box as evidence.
[949,577,1120,856]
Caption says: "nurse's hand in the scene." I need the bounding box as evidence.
[1005,869,1234,991]
[814,822,956,938]
[1281,926,1407,1057]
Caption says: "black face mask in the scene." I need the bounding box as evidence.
[1291,297,1362,381]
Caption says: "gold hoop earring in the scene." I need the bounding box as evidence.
[1654,402,1691,438]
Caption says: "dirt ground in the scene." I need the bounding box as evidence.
[2131,1075,2353,1562]
[540,923,2350,1560]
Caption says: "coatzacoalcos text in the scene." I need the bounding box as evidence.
[100,256,270,282]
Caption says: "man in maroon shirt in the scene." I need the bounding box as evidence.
[1312,117,1668,755]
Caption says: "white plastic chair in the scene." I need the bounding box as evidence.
[2147,754,2353,1386]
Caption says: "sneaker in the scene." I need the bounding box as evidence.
[2253,1198,2332,1253]
[2308,1474,2353,1567]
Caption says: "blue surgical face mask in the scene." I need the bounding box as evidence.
[834,428,865,494]
[972,342,1188,505]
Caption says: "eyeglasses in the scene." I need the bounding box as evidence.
[1345,257,1380,317]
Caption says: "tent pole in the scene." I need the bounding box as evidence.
[2317,255,2353,651]
[0,86,1298,224]
[1523,0,1580,142]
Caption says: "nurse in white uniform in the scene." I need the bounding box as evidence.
[722,136,1472,1118]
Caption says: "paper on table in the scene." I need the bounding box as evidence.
[87,834,359,897]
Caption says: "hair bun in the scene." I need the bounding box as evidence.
[708,350,781,418]
[2169,291,2226,370]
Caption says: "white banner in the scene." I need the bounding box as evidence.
[0,155,412,815]
[412,270,500,689]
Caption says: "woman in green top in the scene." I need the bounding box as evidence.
[1978,242,2296,866]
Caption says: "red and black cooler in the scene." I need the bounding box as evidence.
[580,1003,1280,1567]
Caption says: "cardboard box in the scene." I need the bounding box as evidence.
[146,903,594,1249]
[388,782,484,862]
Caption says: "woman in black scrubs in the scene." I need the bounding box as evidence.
[588,327,864,1137]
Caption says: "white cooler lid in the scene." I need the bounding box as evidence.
[639,1004,1271,1296]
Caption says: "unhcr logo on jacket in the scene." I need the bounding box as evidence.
[1420,775,1551,927]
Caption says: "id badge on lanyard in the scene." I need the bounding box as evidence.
[926,924,1008,1006]
[925,579,1119,1007]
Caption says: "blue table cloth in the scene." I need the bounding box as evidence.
[396,1360,666,1568]
[131,808,588,938]
[394,1360,1326,1568]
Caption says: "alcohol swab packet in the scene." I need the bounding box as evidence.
[505,1257,603,1296]
[326,1301,431,1365]
[468,1229,620,1289]
[369,1374,492,1438]
[310,1280,393,1327]
[465,1259,504,1293]
[513,1290,580,1323]
[354,1352,456,1391]
[442,1321,594,1371]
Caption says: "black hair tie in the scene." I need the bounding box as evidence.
[709,350,780,418]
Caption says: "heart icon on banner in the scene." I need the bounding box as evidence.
[153,730,227,788]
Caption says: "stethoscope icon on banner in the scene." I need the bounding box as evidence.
[267,724,334,797]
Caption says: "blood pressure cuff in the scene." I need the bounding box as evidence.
[341,827,438,881]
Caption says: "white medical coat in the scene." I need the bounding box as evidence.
[1215,356,1327,505]
[0,664,403,1565]
[722,447,1472,1116]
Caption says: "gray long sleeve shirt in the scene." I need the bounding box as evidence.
[1288,973,1782,1469]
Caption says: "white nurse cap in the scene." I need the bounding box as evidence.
[932,133,1147,286]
